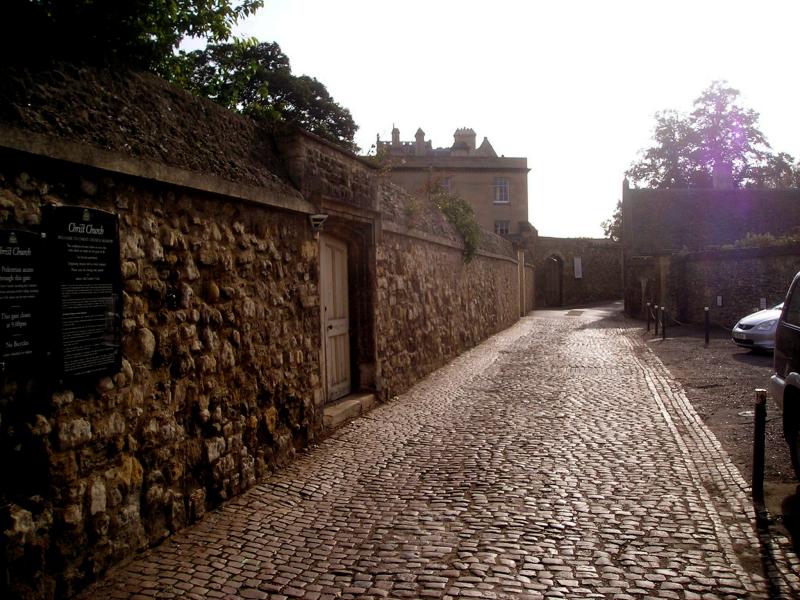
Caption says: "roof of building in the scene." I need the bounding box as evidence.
[376,126,515,161]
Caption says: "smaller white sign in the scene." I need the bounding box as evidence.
[574,256,583,279]
[760,297,767,310]
[716,295,723,307]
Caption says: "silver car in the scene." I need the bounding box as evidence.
[731,302,783,350]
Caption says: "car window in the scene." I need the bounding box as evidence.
[785,285,800,326]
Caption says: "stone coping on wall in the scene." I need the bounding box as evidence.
[381,220,518,264]
[387,155,529,172]
[0,63,292,189]
[671,243,800,263]
[537,236,620,246]
[0,125,315,215]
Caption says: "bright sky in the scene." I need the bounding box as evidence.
[232,0,800,237]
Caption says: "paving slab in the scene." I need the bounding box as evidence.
[78,304,800,599]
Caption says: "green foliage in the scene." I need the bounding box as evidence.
[627,81,800,190]
[170,40,358,150]
[730,231,800,249]
[362,143,393,175]
[431,190,481,262]
[601,200,622,241]
[4,0,262,72]
[403,196,422,221]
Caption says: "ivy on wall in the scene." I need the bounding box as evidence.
[431,190,481,262]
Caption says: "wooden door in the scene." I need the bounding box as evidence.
[543,255,563,307]
[321,235,350,401]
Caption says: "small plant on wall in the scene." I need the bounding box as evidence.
[403,196,422,223]
[430,187,480,262]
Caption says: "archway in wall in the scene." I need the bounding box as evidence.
[543,254,563,307]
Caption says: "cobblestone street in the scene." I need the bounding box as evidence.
[81,304,800,599]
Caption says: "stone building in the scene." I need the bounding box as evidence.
[375,126,532,237]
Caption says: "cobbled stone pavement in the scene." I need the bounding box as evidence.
[81,305,800,600]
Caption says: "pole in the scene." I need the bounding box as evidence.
[654,305,659,336]
[704,307,710,346]
[661,307,666,340]
[752,389,767,505]
[646,302,651,332]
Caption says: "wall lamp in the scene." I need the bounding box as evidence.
[309,214,328,234]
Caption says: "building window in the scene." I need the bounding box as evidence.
[438,176,451,193]
[493,178,509,203]
[495,220,510,235]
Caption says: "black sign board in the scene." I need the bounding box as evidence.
[43,206,122,378]
[0,229,42,371]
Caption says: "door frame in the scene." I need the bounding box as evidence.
[320,234,351,402]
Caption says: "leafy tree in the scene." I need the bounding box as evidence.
[627,81,798,190]
[625,110,706,189]
[689,81,771,185]
[173,40,358,150]
[4,0,263,72]
[601,200,622,242]
[746,152,800,189]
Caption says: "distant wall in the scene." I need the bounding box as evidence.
[623,187,800,255]
[627,246,800,327]
[534,236,622,307]
[622,184,800,323]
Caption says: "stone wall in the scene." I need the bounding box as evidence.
[624,246,800,327]
[0,151,322,599]
[622,183,800,322]
[375,180,523,398]
[0,63,529,600]
[375,231,519,399]
[534,237,622,307]
[622,186,800,255]
[524,265,536,313]
[284,133,377,211]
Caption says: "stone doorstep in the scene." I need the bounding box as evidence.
[323,392,377,430]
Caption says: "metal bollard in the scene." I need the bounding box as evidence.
[661,307,666,340]
[704,307,710,346]
[646,302,651,332]
[654,305,659,336]
[752,389,767,504]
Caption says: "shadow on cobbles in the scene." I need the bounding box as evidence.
[780,488,800,552]
[732,351,773,367]
[757,496,800,599]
